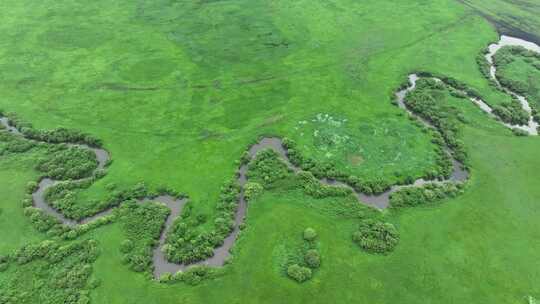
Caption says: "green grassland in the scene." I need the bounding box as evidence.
[1,0,540,303]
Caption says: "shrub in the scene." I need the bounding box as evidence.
[172,266,225,285]
[390,182,463,208]
[0,262,8,272]
[353,219,399,254]
[287,264,312,283]
[303,228,317,242]
[120,239,134,254]
[247,149,291,188]
[304,249,321,269]
[244,182,263,201]
[26,181,38,194]
[512,128,529,136]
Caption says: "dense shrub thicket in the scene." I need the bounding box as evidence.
[243,182,263,201]
[0,239,100,304]
[389,182,464,208]
[37,145,98,180]
[118,201,170,274]
[352,219,399,254]
[0,130,37,155]
[297,171,351,198]
[246,149,291,188]
[285,228,322,283]
[23,206,71,237]
[158,265,226,285]
[164,180,241,264]
[491,99,530,126]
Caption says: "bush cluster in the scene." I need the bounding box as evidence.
[390,182,464,208]
[158,265,226,285]
[246,149,291,188]
[492,99,530,126]
[286,228,322,283]
[164,180,241,264]
[23,207,70,237]
[297,171,352,198]
[37,145,98,180]
[0,255,8,273]
[243,182,264,201]
[0,130,36,155]
[1,239,99,304]
[118,201,170,273]
[352,219,399,254]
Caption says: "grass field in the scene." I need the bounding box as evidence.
[1,0,540,303]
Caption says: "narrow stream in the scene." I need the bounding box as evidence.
[2,34,536,279]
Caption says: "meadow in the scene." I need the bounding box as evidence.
[0,0,539,303]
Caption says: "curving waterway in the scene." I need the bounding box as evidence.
[2,35,537,279]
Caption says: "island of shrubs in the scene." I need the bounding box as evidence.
[353,219,399,254]
[286,228,322,283]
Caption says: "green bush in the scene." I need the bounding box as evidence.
[247,149,291,188]
[287,264,312,283]
[37,145,98,180]
[390,182,463,208]
[120,239,134,254]
[304,249,321,269]
[353,219,399,254]
[244,182,264,201]
[303,228,317,242]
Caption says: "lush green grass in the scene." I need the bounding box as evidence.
[1,0,540,303]
[0,152,44,254]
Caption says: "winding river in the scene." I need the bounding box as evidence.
[0,35,537,279]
